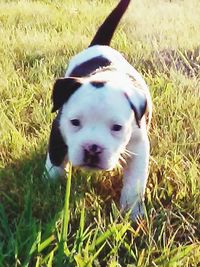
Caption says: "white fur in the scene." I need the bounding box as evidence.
[120,120,150,219]
[59,75,134,170]
[45,45,152,219]
[66,46,152,126]
[45,153,64,179]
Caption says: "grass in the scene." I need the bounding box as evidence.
[0,0,200,266]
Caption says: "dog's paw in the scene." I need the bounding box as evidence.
[43,165,63,180]
[44,154,65,180]
[130,201,144,220]
[120,186,144,220]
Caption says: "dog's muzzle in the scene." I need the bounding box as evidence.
[83,144,103,168]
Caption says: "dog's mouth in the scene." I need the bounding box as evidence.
[82,150,104,170]
[81,163,105,170]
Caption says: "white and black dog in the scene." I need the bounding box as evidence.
[45,0,152,219]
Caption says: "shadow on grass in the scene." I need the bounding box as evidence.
[0,142,124,265]
[0,143,70,230]
[1,142,200,266]
[0,142,123,225]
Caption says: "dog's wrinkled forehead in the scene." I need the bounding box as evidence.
[62,76,133,122]
[51,70,147,127]
[52,71,123,111]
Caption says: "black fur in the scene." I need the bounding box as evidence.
[49,0,132,166]
[124,92,147,128]
[89,0,131,47]
[52,0,132,112]
[69,56,111,77]
[51,77,83,112]
[48,114,68,166]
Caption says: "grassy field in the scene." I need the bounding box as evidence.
[0,0,200,266]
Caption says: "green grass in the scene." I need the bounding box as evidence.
[0,0,200,266]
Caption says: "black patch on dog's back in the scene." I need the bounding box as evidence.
[48,113,68,166]
[69,56,111,77]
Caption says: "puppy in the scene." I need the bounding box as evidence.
[45,0,152,219]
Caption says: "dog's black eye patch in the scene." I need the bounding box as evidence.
[90,81,106,88]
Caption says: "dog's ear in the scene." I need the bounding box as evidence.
[52,77,83,112]
[124,90,147,128]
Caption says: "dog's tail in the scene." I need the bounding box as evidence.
[89,0,131,47]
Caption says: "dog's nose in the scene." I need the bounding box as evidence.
[84,144,103,154]
[83,144,103,166]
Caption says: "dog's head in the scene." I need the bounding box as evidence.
[52,71,147,170]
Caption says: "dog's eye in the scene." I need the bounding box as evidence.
[111,124,122,132]
[70,119,81,127]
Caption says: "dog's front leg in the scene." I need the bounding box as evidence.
[45,153,66,179]
[45,116,68,180]
[120,131,150,219]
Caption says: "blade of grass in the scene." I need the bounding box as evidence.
[62,163,72,243]
[57,163,72,265]
[94,223,128,248]
[38,235,55,253]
